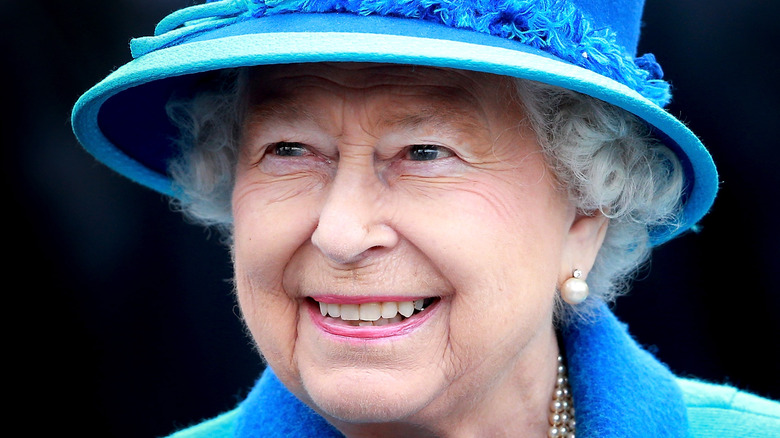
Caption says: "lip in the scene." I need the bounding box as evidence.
[306,297,439,339]
[311,295,428,305]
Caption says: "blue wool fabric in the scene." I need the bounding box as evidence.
[165,304,780,437]
[134,0,670,106]
[562,307,689,436]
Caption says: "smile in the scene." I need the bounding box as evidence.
[315,298,437,326]
[307,297,439,338]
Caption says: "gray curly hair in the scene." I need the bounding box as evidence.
[165,67,684,324]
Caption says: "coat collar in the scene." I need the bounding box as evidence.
[235,303,689,437]
[562,303,689,437]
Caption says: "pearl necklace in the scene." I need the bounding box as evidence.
[548,355,576,438]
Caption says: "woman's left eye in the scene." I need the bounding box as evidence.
[407,144,454,161]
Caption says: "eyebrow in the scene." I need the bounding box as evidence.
[377,104,486,135]
[246,95,318,127]
[248,98,490,145]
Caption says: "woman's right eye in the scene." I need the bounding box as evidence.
[256,140,328,175]
[269,142,309,157]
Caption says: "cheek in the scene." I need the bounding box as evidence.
[403,174,570,280]
[398,174,569,341]
[231,174,322,379]
[232,170,322,286]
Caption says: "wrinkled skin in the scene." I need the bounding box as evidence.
[231,63,607,437]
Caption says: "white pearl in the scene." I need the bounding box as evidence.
[561,277,589,305]
[549,352,575,437]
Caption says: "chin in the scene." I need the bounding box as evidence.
[299,367,442,424]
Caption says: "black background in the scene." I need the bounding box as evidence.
[4,1,779,436]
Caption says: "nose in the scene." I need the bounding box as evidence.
[311,160,399,265]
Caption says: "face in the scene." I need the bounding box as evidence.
[231,63,596,433]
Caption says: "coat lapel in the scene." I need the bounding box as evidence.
[563,303,689,437]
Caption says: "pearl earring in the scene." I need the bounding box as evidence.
[561,269,589,305]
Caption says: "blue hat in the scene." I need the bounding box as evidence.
[71,0,718,245]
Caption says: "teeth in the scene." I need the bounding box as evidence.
[359,302,381,321]
[317,299,432,324]
[381,301,398,318]
[397,301,414,317]
[340,304,360,321]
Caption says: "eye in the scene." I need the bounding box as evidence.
[269,141,310,157]
[407,144,454,161]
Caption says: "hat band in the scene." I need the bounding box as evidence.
[130,0,670,107]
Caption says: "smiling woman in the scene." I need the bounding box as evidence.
[71,0,779,437]
[229,64,591,435]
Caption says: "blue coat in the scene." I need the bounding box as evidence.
[166,304,780,437]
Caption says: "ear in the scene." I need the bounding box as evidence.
[559,210,609,283]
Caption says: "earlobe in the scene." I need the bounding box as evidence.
[559,211,609,285]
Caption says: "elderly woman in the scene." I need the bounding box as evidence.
[72,0,779,436]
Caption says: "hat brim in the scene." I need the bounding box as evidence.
[72,13,717,245]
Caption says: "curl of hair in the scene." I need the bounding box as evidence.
[513,79,683,323]
[166,69,246,236]
[166,67,684,324]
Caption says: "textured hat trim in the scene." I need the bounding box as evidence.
[131,0,671,107]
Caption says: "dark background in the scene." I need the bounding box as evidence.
[4,1,778,436]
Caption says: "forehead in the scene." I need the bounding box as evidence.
[243,63,522,132]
